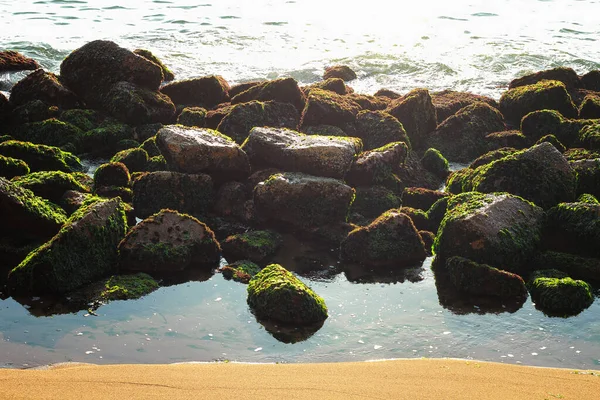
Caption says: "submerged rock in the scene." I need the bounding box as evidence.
[220,260,261,283]
[527,270,593,317]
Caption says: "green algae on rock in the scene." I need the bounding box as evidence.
[323,65,357,82]
[420,148,449,178]
[247,263,328,325]
[300,88,361,128]
[12,170,90,204]
[527,270,594,317]
[220,260,262,284]
[345,141,408,187]
[402,187,449,211]
[101,273,159,301]
[431,89,499,124]
[102,81,176,125]
[385,88,437,150]
[231,77,306,113]
[160,75,230,109]
[177,106,207,128]
[350,185,401,220]
[354,110,411,151]
[110,147,149,173]
[77,123,135,157]
[222,230,283,264]
[11,118,83,150]
[533,251,600,284]
[520,109,592,147]
[0,154,29,179]
[543,202,600,258]
[94,162,131,189]
[0,140,83,173]
[133,48,175,82]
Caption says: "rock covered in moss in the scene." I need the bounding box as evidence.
[99,273,159,300]
[323,65,357,81]
[354,110,410,150]
[428,102,507,162]
[401,187,449,211]
[399,206,430,231]
[222,230,283,263]
[11,118,83,149]
[8,198,128,295]
[520,109,591,147]
[300,88,361,128]
[242,127,361,179]
[254,172,355,231]
[426,196,449,233]
[420,148,449,178]
[12,171,90,203]
[229,81,262,98]
[340,209,426,267]
[345,142,408,186]
[156,125,250,181]
[571,158,600,199]
[527,270,593,317]
[544,202,600,258]
[9,69,82,109]
[346,93,388,111]
[535,134,566,153]
[431,90,499,123]
[133,48,174,81]
[0,176,67,242]
[217,100,299,144]
[0,140,83,173]
[132,171,214,219]
[350,186,401,220]
[0,50,40,71]
[439,256,528,301]
[160,75,230,108]
[247,263,328,325]
[499,80,577,125]
[118,209,220,273]
[579,123,600,150]
[533,251,600,284]
[581,70,600,91]
[146,155,167,172]
[469,147,518,169]
[94,162,130,188]
[231,77,306,113]
[177,106,207,127]
[139,136,161,157]
[213,181,249,220]
[434,192,544,273]
[485,130,528,151]
[509,67,581,90]
[220,260,261,283]
[0,155,29,179]
[305,78,350,96]
[59,108,104,131]
[385,88,437,149]
[578,93,600,119]
[102,81,176,125]
[110,147,149,173]
[78,123,135,157]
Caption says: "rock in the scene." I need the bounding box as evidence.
[579,123,600,150]
[420,148,449,178]
[527,270,593,317]
[385,88,437,149]
[535,134,565,153]
[220,260,261,283]
[177,106,207,127]
[97,273,160,301]
[231,77,306,113]
[419,230,435,256]
[0,50,40,71]
[59,190,90,215]
[571,158,600,199]
[205,104,235,129]
[499,80,577,126]
[9,100,59,124]
[133,48,174,81]
[253,172,355,231]
[110,147,149,173]
[401,187,449,211]
[520,109,592,147]
[94,162,130,188]
[102,81,176,125]
[462,142,577,209]
[345,142,408,186]
[469,147,518,169]
[0,92,9,121]
[374,88,401,99]
[581,70,600,91]
[346,93,388,111]
[323,65,357,81]
[60,40,163,108]
[8,198,128,295]
[247,263,328,325]
[350,186,401,219]
[216,100,299,144]
[222,230,283,263]
[485,130,528,151]
[301,124,347,137]
[305,78,349,96]
[426,196,449,233]
[12,171,90,204]
[533,251,600,284]
[59,109,104,131]
[118,209,220,273]
[242,127,361,179]
[431,90,499,123]
[0,140,83,173]
[578,93,600,119]
[577,193,599,204]
[300,89,361,128]
[11,118,83,149]
[140,136,161,157]
[564,148,600,162]
[434,192,544,273]
[509,67,581,90]
[229,81,262,98]
[132,171,214,219]
[428,102,507,162]
[340,209,426,267]
[77,123,135,157]
[160,75,230,108]
[156,125,250,182]
[0,155,29,179]
[0,177,67,242]
[9,69,82,109]
[544,202,600,258]
[399,206,430,231]
[354,110,411,150]
[440,256,528,301]
[213,181,248,220]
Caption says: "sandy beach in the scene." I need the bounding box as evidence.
[1,358,598,399]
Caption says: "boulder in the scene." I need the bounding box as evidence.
[213,181,248,220]
[216,100,299,144]
[133,48,174,81]
[118,209,220,273]
[536,134,566,153]
[346,93,388,111]
[544,202,600,258]
[304,78,349,96]
[350,186,401,220]
[469,147,518,169]
[300,89,361,128]
[110,147,149,173]
[485,130,528,151]
[354,110,411,150]
[323,65,357,81]
[77,123,135,157]
[433,192,544,273]
[93,162,130,188]
[533,251,600,284]
[220,260,261,284]
[9,69,82,109]
[242,127,361,179]
[579,123,600,150]
[231,77,306,112]
[9,100,59,124]
[527,270,593,317]
[520,109,592,146]
[571,158,600,199]
[428,102,507,162]
[340,209,426,267]
[431,90,499,123]
[420,148,449,178]
[499,80,577,126]
[508,67,581,90]
[578,93,600,119]
[247,263,328,325]
[156,125,250,181]
[12,171,90,204]
[160,75,230,108]
[140,136,161,157]
[0,50,40,71]
[60,40,163,107]
[345,142,408,186]
[177,106,207,127]
[229,81,262,98]
[253,172,355,231]
[0,140,83,173]
[222,230,283,263]
[11,118,83,149]
[205,104,234,129]
[401,187,449,211]
[59,108,105,131]
[132,171,214,219]
[385,88,437,149]
[102,81,176,125]
[0,155,29,179]
[8,198,128,295]
[581,70,600,91]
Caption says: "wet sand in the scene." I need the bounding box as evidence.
[1,358,599,399]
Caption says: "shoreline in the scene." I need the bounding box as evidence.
[1,358,598,399]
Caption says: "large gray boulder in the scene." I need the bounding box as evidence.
[242,127,362,179]
[156,125,251,182]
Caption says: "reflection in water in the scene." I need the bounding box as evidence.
[255,317,325,344]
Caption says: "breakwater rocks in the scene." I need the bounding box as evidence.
[1,41,599,339]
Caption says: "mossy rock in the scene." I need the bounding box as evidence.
[431,89,499,124]
[533,251,600,284]
[102,81,176,125]
[231,77,306,113]
[571,158,600,199]
[520,109,592,147]
[399,206,430,232]
[77,124,134,157]
[247,263,328,325]
[12,171,90,204]
[305,77,349,95]
[354,110,411,151]
[527,270,593,317]
[146,155,168,171]
[11,118,83,149]
[564,148,600,162]
[160,75,230,109]
[94,162,131,188]
[385,88,437,149]
[469,147,518,169]
[578,93,600,119]
[116,139,141,152]
[0,135,13,144]
[302,124,347,137]
[323,65,357,82]
[421,148,449,178]
[350,186,401,220]
[177,106,207,127]
[95,186,133,203]
[10,100,60,124]
[59,108,105,131]
[222,230,283,263]
[544,202,600,258]
[300,88,361,128]
[101,273,159,300]
[535,134,565,153]
[484,130,528,151]
[220,260,261,284]
[577,193,599,204]
[402,188,448,211]
[579,123,600,151]
[7,198,128,295]
[133,48,175,81]
[509,67,581,91]
[0,155,29,179]
[345,141,408,187]
[110,147,149,173]
[139,136,161,157]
